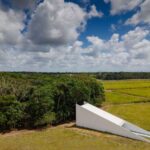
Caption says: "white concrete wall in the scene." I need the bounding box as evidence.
[123,121,150,136]
[76,104,148,142]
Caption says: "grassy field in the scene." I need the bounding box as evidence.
[103,79,150,104]
[103,79,150,90]
[104,91,148,104]
[0,79,150,150]
[117,88,150,98]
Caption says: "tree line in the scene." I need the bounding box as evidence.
[96,72,150,80]
[0,73,105,131]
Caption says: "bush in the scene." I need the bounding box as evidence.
[0,96,24,130]
[53,77,105,123]
[27,86,55,127]
[53,79,90,123]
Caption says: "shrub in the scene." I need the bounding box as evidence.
[53,79,90,122]
[53,77,105,123]
[27,86,55,127]
[0,96,24,130]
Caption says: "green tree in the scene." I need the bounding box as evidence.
[0,96,24,130]
[27,86,55,127]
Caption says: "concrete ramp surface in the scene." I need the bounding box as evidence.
[76,102,150,142]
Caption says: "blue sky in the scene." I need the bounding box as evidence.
[0,0,150,72]
[67,0,145,44]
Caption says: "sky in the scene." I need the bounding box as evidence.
[0,0,150,72]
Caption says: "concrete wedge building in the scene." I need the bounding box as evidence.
[76,102,150,142]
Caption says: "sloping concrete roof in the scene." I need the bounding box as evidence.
[82,103,125,126]
[76,102,150,143]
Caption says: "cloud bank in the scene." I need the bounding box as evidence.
[0,0,150,72]
[104,0,143,15]
[126,0,150,25]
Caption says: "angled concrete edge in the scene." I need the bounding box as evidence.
[76,102,150,143]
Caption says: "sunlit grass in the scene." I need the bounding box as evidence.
[105,103,150,131]
[117,88,150,98]
[104,91,148,104]
[102,80,150,90]
[0,126,150,150]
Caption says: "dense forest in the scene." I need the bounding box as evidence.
[95,72,150,80]
[0,72,104,131]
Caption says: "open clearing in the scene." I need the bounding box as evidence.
[0,79,150,150]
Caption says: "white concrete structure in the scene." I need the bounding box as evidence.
[76,102,150,142]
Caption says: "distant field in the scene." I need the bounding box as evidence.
[104,91,148,104]
[117,88,150,98]
[103,79,150,104]
[102,80,150,90]
[0,79,150,150]
[103,79,150,133]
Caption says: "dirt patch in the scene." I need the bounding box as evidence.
[1,129,35,137]
[0,122,113,139]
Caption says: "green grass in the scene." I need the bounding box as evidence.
[104,91,148,104]
[102,80,150,90]
[117,88,150,98]
[105,103,150,131]
[103,80,150,104]
[0,127,150,150]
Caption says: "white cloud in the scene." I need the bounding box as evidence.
[27,0,85,45]
[87,5,103,18]
[126,0,150,25]
[0,0,104,72]
[105,0,142,15]
[111,24,116,31]
[122,27,149,48]
[87,36,104,47]
[28,0,102,46]
[82,27,150,70]
[0,6,24,45]
[1,26,150,72]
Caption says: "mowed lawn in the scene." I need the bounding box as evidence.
[0,79,150,150]
[0,125,150,150]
